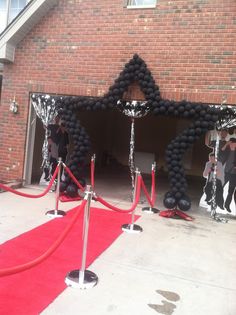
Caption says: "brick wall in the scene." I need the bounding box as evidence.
[0,0,236,181]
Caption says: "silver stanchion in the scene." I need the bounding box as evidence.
[46,158,66,218]
[142,162,160,214]
[65,185,98,289]
[91,154,97,201]
[122,169,143,234]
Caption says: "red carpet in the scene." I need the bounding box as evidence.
[0,206,138,314]
[59,193,82,202]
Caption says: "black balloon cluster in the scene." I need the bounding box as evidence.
[32,53,225,208]
[53,96,92,197]
[153,101,220,210]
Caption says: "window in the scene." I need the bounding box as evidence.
[0,0,28,33]
[9,0,27,23]
[0,0,8,33]
[127,0,156,8]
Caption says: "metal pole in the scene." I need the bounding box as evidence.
[79,185,92,285]
[150,162,156,202]
[54,158,62,215]
[46,158,66,217]
[65,185,98,289]
[130,168,140,228]
[142,162,159,213]
[121,169,143,234]
[91,154,96,189]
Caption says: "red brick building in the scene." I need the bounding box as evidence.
[0,0,235,184]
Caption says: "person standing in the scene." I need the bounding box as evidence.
[57,123,69,163]
[47,115,60,145]
[47,136,58,177]
[222,139,236,212]
[205,129,229,164]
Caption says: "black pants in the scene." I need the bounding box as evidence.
[225,173,236,208]
[50,157,58,177]
[204,179,224,209]
[58,150,67,163]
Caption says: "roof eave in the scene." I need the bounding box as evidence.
[0,0,58,63]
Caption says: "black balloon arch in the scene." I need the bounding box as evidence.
[31,53,235,211]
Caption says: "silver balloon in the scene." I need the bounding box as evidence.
[117,99,150,118]
[211,104,236,130]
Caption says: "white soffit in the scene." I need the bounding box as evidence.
[0,0,58,63]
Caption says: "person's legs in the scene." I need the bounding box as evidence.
[204,181,212,203]
[223,172,230,188]
[224,174,236,212]
[44,167,50,181]
[51,158,58,177]
[216,179,224,210]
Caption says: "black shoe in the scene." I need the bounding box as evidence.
[225,205,231,213]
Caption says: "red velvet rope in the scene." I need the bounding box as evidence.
[0,199,87,277]
[0,166,59,198]
[91,158,95,188]
[95,176,142,213]
[63,165,85,191]
[141,178,154,207]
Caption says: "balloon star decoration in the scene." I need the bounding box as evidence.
[31,54,232,211]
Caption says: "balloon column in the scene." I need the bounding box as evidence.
[31,53,224,206]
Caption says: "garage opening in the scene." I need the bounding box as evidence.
[28,106,208,203]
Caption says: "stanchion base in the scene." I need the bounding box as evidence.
[121,223,143,234]
[65,269,98,289]
[46,210,66,218]
[142,207,160,214]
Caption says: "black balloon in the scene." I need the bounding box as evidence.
[177,198,191,211]
[164,196,177,209]
[66,184,78,197]
[60,181,67,193]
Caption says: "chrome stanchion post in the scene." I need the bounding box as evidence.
[65,185,98,289]
[46,158,66,218]
[142,162,160,214]
[122,169,143,234]
[91,154,96,196]
[92,154,96,164]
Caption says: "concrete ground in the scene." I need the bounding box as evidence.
[0,169,236,315]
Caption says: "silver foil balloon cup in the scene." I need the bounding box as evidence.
[116,99,150,118]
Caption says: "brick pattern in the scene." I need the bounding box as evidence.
[0,0,236,181]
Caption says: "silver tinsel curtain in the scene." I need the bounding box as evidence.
[30,94,58,169]
[210,104,236,223]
